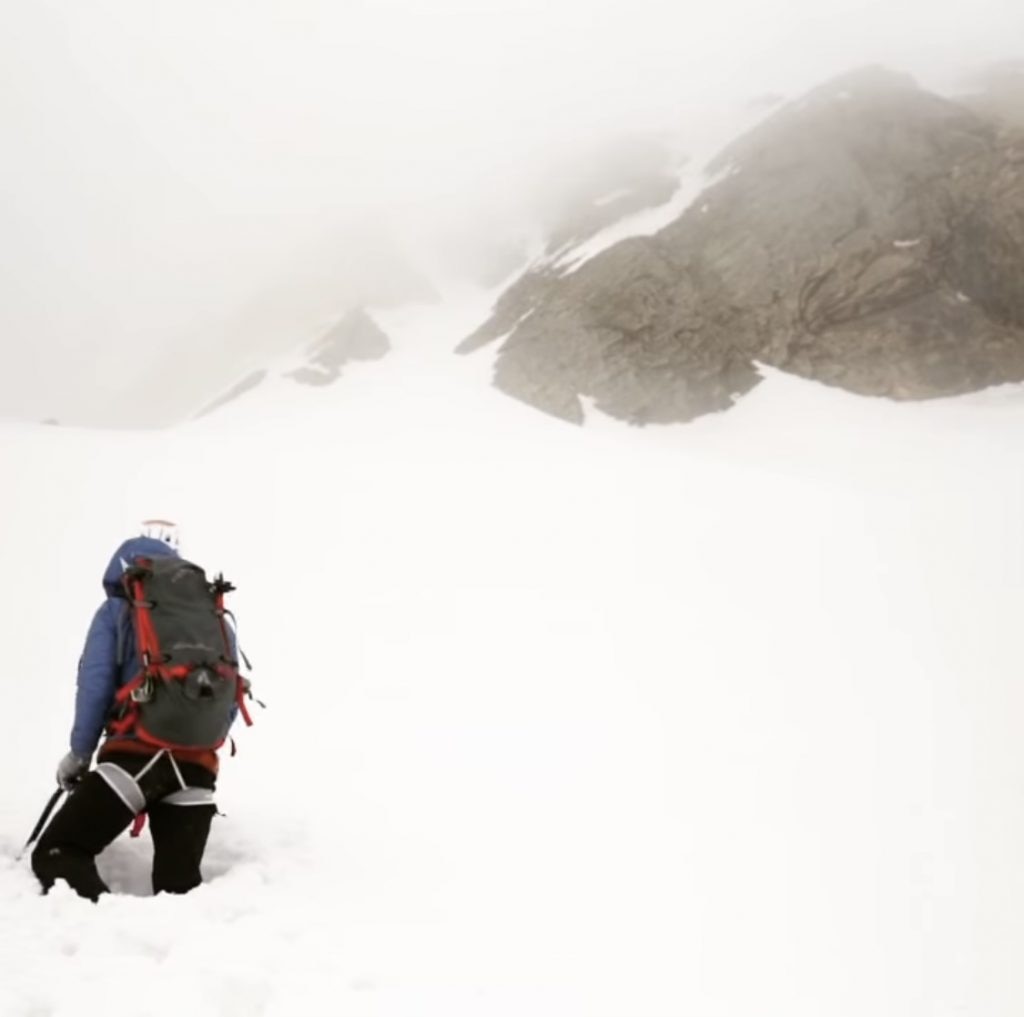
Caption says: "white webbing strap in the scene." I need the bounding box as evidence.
[134,748,166,782]
[166,750,187,792]
[162,787,216,807]
[95,762,146,815]
[98,750,212,813]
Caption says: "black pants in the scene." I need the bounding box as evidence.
[32,752,217,900]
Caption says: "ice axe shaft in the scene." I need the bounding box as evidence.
[17,787,65,860]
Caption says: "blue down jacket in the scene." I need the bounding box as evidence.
[69,537,236,758]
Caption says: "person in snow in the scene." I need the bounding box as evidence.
[32,520,234,900]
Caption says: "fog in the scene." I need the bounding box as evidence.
[1,0,1020,425]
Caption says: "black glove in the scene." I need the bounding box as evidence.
[56,751,89,790]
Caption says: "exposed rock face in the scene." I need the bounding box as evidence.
[288,308,390,386]
[197,309,391,418]
[460,67,1024,424]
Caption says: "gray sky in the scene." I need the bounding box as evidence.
[1,0,1021,424]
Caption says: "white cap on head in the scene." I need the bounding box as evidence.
[141,518,180,551]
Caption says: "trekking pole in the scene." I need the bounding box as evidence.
[16,787,65,861]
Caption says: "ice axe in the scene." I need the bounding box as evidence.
[16,787,65,861]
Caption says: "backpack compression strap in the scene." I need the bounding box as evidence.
[109,564,173,734]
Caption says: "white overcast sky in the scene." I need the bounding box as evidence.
[1,0,1021,423]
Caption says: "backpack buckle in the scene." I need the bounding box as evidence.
[130,676,155,703]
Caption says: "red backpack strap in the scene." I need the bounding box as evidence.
[236,682,254,727]
[111,560,163,738]
[124,565,165,676]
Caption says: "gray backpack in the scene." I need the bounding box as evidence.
[110,556,253,749]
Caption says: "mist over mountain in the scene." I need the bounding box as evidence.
[143,61,1024,429]
[2,12,1021,431]
[960,60,1024,127]
[197,307,393,416]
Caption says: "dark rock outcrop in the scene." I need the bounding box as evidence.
[288,308,390,386]
[194,309,392,419]
[460,66,1024,424]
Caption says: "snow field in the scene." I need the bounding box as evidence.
[2,289,1023,1015]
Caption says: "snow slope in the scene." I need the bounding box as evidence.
[2,288,1024,1016]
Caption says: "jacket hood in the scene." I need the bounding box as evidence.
[102,536,181,596]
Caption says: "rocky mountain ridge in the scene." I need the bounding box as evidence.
[460,66,1024,424]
